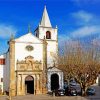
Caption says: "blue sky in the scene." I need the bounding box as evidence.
[0,0,100,54]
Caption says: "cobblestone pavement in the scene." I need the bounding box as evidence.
[0,84,100,100]
[0,94,100,100]
[0,95,89,100]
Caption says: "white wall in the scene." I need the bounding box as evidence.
[38,26,57,40]
[15,42,44,70]
[46,41,58,67]
[36,26,58,68]
[0,55,5,93]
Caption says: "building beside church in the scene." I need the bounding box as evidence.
[0,6,64,96]
[0,55,5,93]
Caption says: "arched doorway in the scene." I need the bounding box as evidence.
[25,75,34,94]
[51,73,59,90]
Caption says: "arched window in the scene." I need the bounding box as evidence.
[46,31,51,39]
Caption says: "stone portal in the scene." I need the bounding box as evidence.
[47,67,64,92]
[16,56,43,95]
[25,76,34,94]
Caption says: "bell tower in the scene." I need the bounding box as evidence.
[34,6,58,68]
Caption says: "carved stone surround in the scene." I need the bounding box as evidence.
[16,56,44,95]
[16,56,42,71]
[47,67,64,92]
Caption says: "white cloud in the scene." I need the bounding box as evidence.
[0,24,17,39]
[71,0,100,5]
[58,25,100,44]
[70,10,100,38]
[71,10,100,26]
[58,34,71,47]
[71,26,100,38]
[71,10,93,23]
[58,34,71,42]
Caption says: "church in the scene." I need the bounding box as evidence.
[0,6,64,96]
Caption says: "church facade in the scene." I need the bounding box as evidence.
[0,6,64,96]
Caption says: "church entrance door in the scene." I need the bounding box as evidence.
[51,74,59,91]
[25,76,34,94]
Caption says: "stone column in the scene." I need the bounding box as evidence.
[39,74,42,93]
[21,75,25,95]
[9,39,16,96]
[59,73,62,89]
[16,74,19,95]
[61,72,64,89]
[34,75,37,95]
[36,74,40,94]
[42,39,47,94]
[17,74,22,95]
[43,38,47,72]
[47,72,51,92]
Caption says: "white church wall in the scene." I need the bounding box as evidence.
[46,41,58,67]
[38,27,57,40]
[36,26,58,68]
[15,42,43,70]
[15,33,42,43]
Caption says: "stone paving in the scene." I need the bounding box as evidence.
[0,94,100,100]
[0,95,89,100]
[0,84,100,100]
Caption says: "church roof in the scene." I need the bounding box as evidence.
[15,32,43,43]
[40,6,52,27]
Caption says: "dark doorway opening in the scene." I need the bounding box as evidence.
[51,74,59,90]
[25,76,34,94]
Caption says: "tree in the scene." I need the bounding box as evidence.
[58,40,100,95]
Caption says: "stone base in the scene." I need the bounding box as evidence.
[42,88,47,94]
[35,89,41,94]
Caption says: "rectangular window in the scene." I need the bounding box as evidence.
[1,78,3,82]
[0,59,5,65]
